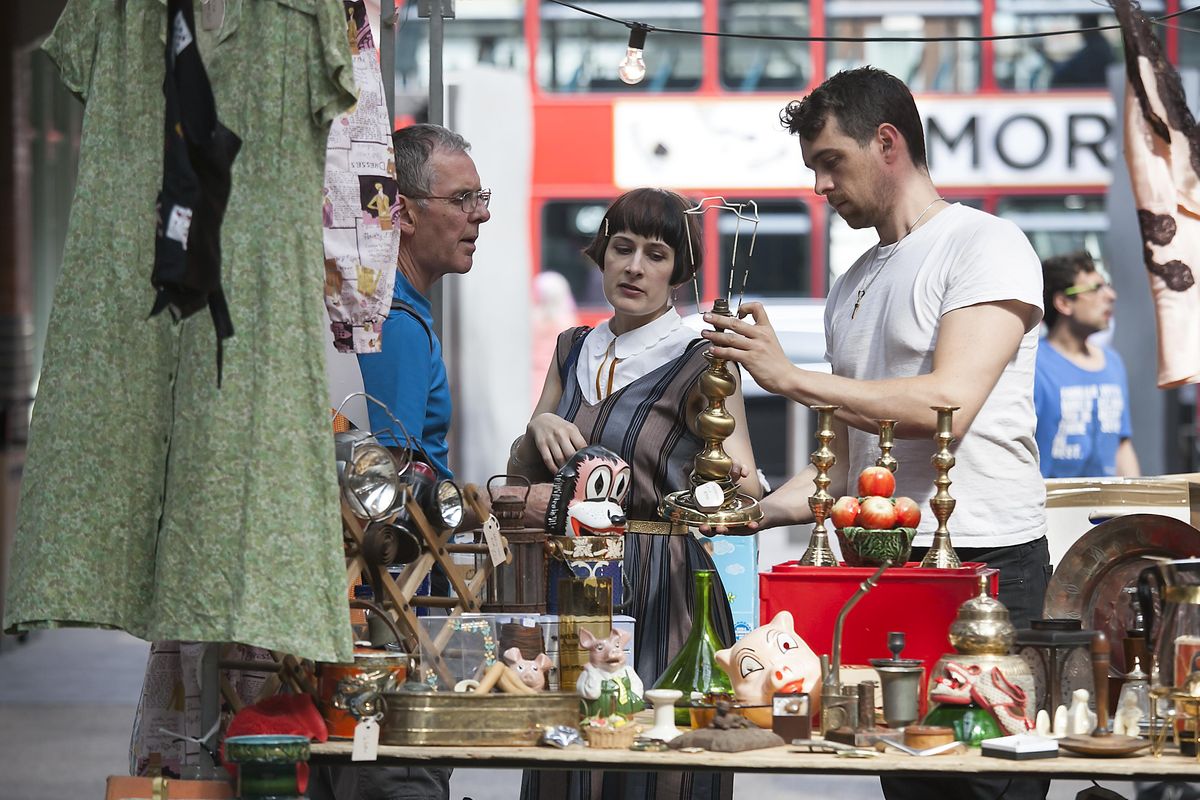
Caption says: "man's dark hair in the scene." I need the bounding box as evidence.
[1042,250,1097,329]
[583,188,703,287]
[780,66,928,170]
[392,123,471,199]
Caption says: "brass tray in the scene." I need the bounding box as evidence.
[1043,514,1200,674]
[380,691,580,747]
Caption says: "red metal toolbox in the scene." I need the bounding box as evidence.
[760,561,999,714]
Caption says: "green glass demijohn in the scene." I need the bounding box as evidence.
[652,569,734,726]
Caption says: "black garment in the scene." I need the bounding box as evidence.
[307,765,451,800]
[881,537,1053,800]
[151,0,241,382]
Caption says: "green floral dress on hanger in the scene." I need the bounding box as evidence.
[4,0,359,663]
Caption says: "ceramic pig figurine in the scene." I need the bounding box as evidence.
[503,647,552,692]
[545,445,630,537]
[575,627,644,717]
[715,610,822,706]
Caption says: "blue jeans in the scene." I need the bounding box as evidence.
[881,536,1052,800]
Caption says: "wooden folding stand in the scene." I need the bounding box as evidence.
[341,484,509,687]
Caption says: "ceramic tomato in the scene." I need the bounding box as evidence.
[857,466,896,498]
[859,495,898,529]
[830,496,860,529]
[894,496,921,528]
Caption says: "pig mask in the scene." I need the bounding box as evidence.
[502,647,552,692]
[714,610,821,705]
[544,445,630,537]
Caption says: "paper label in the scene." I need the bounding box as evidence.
[482,514,506,566]
[694,481,724,511]
[166,205,193,248]
[200,0,225,32]
[172,11,194,54]
[351,717,380,761]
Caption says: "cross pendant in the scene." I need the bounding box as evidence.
[852,289,866,319]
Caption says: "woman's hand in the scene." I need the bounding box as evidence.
[526,413,589,473]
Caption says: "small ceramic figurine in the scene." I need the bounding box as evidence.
[576,627,644,718]
[714,610,822,706]
[1066,688,1097,735]
[545,445,630,537]
[502,647,552,692]
[1113,690,1144,737]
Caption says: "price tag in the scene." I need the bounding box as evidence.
[693,481,724,512]
[200,0,225,32]
[482,514,506,566]
[351,716,380,761]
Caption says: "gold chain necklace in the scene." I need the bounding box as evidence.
[851,197,945,319]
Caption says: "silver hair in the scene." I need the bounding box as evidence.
[392,124,472,200]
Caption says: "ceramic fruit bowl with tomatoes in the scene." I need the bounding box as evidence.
[830,467,922,568]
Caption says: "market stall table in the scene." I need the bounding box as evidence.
[309,741,1200,780]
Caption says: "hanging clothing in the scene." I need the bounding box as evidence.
[1114,0,1200,387]
[522,325,735,800]
[4,0,359,664]
[322,0,399,353]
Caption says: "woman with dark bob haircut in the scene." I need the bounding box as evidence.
[510,187,760,800]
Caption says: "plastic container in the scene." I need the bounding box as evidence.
[760,561,998,715]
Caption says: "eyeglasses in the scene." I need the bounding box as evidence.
[1063,280,1109,297]
[411,188,492,213]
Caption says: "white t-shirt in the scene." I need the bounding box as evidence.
[575,307,696,404]
[824,203,1047,549]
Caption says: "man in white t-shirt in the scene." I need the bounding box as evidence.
[703,67,1048,800]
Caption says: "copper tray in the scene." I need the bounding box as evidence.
[1043,514,1200,674]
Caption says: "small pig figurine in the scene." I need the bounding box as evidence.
[575,627,644,718]
[715,610,822,707]
[503,646,552,692]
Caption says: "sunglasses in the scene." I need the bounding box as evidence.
[1063,280,1109,297]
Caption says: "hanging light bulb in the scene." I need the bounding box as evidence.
[618,24,650,85]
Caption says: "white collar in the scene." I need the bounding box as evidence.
[589,307,684,360]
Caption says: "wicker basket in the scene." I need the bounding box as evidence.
[583,724,640,749]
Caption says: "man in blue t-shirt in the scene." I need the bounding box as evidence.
[315,124,491,800]
[1035,251,1140,478]
[357,123,492,480]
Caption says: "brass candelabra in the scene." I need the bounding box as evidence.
[799,404,839,567]
[661,298,763,527]
[921,405,962,569]
[876,419,898,473]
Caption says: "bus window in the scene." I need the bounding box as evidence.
[392,0,526,99]
[996,193,1107,262]
[718,0,811,92]
[719,200,812,298]
[537,0,703,92]
[989,2,1150,91]
[825,0,981,93]
[539,200,611,310]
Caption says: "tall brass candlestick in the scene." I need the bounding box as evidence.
[661,298,762,527]
[799,405,838,567]
[920,405,962,569]
[876,419,898,473]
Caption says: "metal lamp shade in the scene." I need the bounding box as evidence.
[433,479,464,530]
[335,430,401,520]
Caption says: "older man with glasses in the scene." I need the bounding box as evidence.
[314,123,491,800]
[1034,250,1140,478]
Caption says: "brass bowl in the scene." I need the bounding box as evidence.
[836,526,917,567]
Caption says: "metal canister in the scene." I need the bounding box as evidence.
[317,649,409,738]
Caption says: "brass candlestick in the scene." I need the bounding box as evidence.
[876,419,898,473]
[920,405,962,569]
[661,298,762,527]
[799,404,839,567]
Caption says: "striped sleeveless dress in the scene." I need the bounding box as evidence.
[522,326,736,800]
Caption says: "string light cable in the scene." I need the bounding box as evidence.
[549,0,1200,84]
[546,0,1200,45]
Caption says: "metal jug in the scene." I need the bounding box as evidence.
[1139,557,1200,691]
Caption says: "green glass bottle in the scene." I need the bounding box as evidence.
[652,569,734,726]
